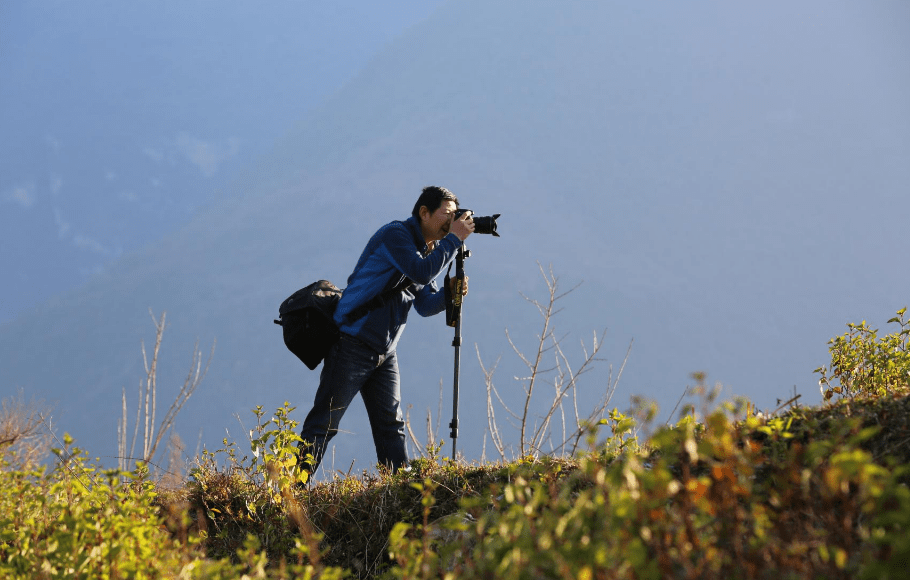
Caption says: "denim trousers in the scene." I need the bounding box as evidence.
[298,333,407,474]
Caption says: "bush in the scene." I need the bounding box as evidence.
[387,398,910,579]
[0,432,345,579]
[816,307,910,400]
[6,397,909,579]
[8,306,910,579]
[0,434,187,579]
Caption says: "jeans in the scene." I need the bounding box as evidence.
[299,333,407,474]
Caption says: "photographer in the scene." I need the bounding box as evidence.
[298,186,474,476]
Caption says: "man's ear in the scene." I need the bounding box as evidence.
[418,205,430,222]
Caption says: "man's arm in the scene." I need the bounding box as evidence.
[379,226,461,286]
[413,275,468,318]
[413,280,446,317]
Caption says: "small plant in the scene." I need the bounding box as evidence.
[386,479,443,578]
[249,402,311,493]
[182,404,348,575]
[816,307,910,401]
[592,407,639,458]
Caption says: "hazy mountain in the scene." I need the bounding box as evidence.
[2,0,908,476]
[0,0,446,324]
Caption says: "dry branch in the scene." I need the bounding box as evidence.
[118,309,214,474]
[482,263,632,460]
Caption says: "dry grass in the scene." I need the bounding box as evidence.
[0,391,52,471]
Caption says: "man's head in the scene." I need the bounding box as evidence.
[412,186,459,219]
[413,186,460,244]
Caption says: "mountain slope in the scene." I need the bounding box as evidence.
[3,0,909,471]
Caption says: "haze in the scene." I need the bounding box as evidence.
[2,1,908,475]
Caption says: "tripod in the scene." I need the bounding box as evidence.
[446,243,469,459]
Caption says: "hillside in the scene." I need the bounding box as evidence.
[3,386,909,579]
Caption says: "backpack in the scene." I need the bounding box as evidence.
[274,280,343,370]
[274,276,413,370]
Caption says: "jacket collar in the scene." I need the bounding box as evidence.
[404,215,428,252]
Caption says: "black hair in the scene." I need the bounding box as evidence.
[411,186,459,219]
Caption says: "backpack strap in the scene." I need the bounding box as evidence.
[343,275,413,324]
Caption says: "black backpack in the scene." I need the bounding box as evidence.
[274,280,343,370]
[274,276,412,370]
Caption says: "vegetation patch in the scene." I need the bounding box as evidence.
[2,308,908,578]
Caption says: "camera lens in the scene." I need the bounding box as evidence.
[455,209,500,236]
[473,214,500,236]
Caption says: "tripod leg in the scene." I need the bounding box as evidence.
[449,243,466,459]
[450,316,461,458]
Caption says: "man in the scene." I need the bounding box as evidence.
[298,186,474,476]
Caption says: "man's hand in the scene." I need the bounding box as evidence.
[449,212,475,241]
[449,275,469,297]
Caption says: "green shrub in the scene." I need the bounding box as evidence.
[387,400,910,580]
[8,308,910,579]
[0,432,345,579]
[816,307,910,400]
[0,434,188,579]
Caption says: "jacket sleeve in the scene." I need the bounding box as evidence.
[413,279,447,317]
[378,225,461,286]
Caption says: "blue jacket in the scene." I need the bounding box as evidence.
[334,215,462,353]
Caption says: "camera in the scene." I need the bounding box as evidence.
[454,208,501,237]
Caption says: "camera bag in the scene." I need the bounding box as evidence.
[274,280,342,370]
[274,276,412,370]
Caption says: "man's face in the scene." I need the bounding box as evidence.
[420,200,458,243]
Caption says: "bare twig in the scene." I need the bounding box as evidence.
[429,379,444,450]
[0,391,52,469]
[773,394,802,415]
[477,348,505,460]
[147,337,214,462]
[118,310,215,474]
[562,338,632,454]
[142,309,164,462]
[531,329,607,454]
[405,405,427,459]
[481,263,632,460]
[665,385,691,425]
[404,379,447,459]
